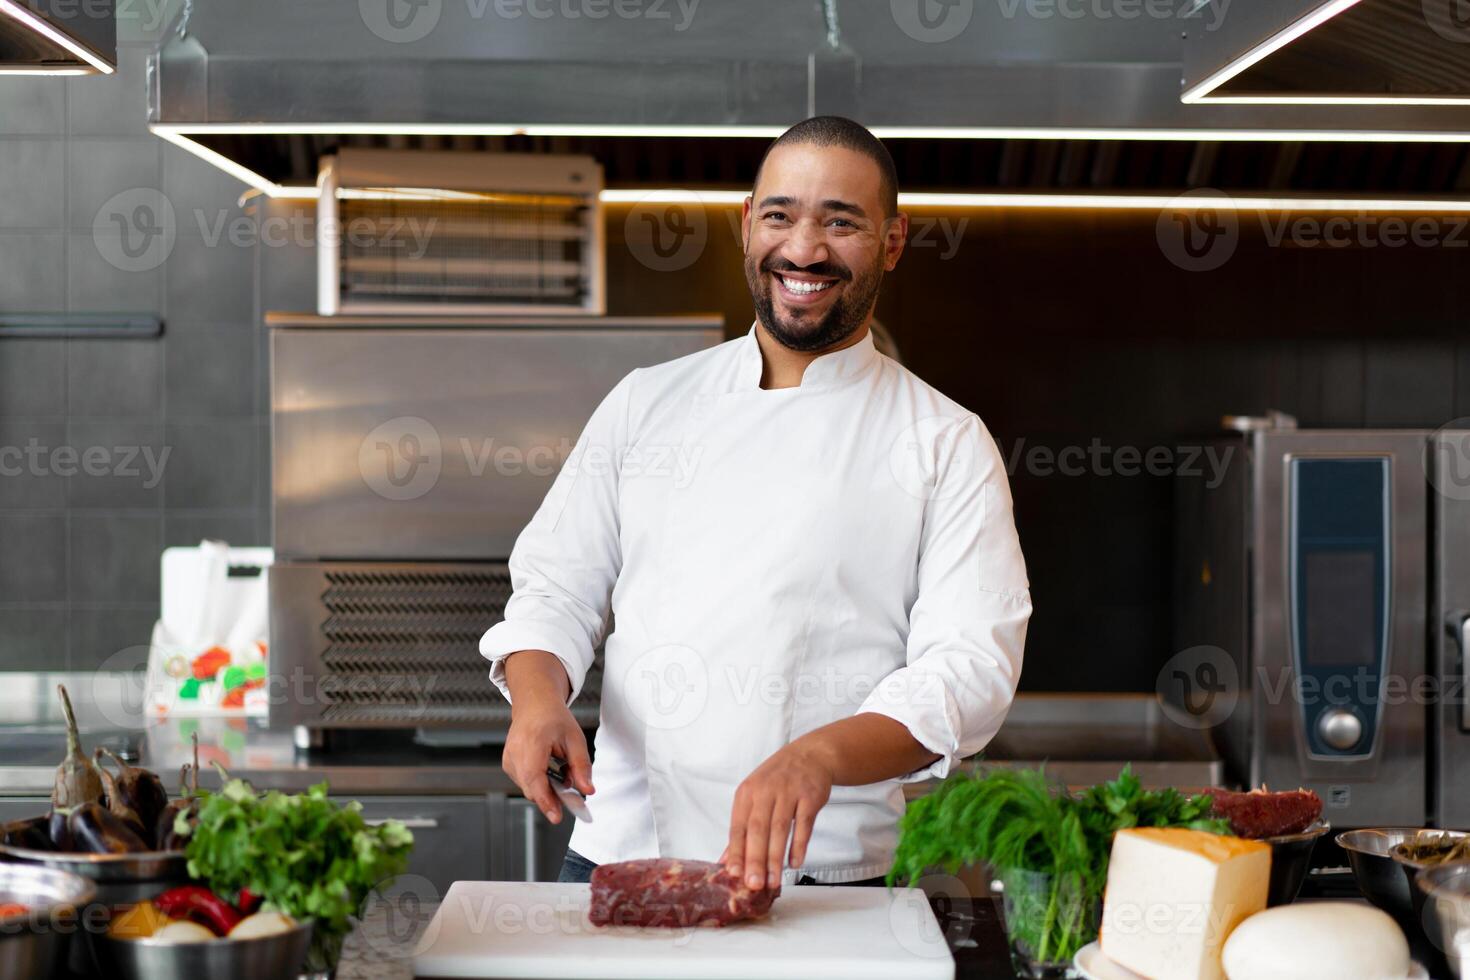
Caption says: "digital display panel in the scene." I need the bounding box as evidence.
[1303,549,1378,668]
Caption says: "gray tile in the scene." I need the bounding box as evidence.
[164,323,256,417]
[70,607,157,671]
[1364,341,1457,428]
[66,139,161,230]
[0,608,69,671]
[0,420,67,508]
[161,142,249,216]
[0,340,67,416]
[162,420,256,509]
[68,338,162,418]
[0,142,64,228]
[0,513,67,602]
[0,234,66,312]
[64,420,166,508]
[69,512,162,603]
[0,77,65,136]
[259,200,318,312]
[165,236,255,325]
[163,512,261,549]
[67,231,164,313]
[66,46,153,137]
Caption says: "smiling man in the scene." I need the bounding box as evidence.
[481,116,1030,890]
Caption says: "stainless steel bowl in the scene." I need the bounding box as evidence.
[1338,828,1464,921]
[0,862,97,980]
[1416,861,1470,979]
[1393,832,1470,943]
[1265,819,1330,906]
[92,915,313,980]
[0,842,188,902]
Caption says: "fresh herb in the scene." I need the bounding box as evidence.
[886,765,1229,964]
[177,777,413,970]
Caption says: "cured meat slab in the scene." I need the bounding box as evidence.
[589,859,777,928]
[1203,787,1323,838]
[412,880,954,979]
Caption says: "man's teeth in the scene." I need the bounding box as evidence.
[778,275,834,295]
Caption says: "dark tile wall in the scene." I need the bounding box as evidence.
[0,30,275,672]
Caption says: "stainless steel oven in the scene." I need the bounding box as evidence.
[267,313,723,732]
[1175,416,1469,829]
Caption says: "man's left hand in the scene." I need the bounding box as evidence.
[721,742,835,891]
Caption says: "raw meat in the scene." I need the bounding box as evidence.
[588,858,779,928]
[1204,787,1323,838]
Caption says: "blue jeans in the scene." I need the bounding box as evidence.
[556,849,886,886]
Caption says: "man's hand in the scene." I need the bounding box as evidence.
[501,650,595,824]
[722,743,834,891]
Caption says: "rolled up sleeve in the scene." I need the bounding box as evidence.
[857,413,1031,782]
[479,372,634,705]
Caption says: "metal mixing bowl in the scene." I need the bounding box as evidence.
[1338,828,1466,921]
[92,915,314,980]
[1266,819,1331,906]
[1416,861,1470,979]
[0,862,97,980]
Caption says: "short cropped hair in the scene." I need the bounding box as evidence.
[754,116,899,219]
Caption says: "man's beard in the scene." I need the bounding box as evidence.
[745,253,883,353]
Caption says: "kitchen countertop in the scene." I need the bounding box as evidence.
[0,673,1221,798]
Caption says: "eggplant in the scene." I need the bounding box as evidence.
[67,801,148,855]
[94,749,148,841]
[48,807,74,851]
[52,684,103,809]
[96,747,167,835]
[156,738,201,851]
[1,815,53,851]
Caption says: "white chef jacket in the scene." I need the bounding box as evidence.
[480,324,1030,883]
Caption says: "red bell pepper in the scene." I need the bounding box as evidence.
[153,885,242,936]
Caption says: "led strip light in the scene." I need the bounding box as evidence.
[0,0,114,74]
[151,125,1470,212]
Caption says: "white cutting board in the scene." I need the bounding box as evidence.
[412,881,955,980]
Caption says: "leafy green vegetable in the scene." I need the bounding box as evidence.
[886,765,1229,964]
[177,777,413,969]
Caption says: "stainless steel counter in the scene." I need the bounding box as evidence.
[0,673,1220,799]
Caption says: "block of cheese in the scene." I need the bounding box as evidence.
[1099,828,1270,980]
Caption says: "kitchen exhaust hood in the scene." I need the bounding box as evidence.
[1,0,114,74]
[1182,0,1470,104]
[147,0,1470,201]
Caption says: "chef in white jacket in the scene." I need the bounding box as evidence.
[480,116,1031,890]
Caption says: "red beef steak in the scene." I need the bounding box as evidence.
[1204,786,1323,838]
[588,858,779,928]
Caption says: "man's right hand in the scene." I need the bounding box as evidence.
[500,650,595,824]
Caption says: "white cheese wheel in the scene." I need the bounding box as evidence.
[1222,902,1410,980]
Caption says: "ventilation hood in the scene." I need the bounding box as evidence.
[1183,0,1470,104]
[147,0,1470,200]
[1,0,114,74]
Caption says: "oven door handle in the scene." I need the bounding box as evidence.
[1449,610,1470,733]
